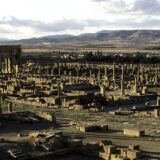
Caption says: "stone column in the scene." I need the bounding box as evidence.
[155,68,158,84]
[97,69,101,81]
[100,85,105,97]
[121,64,124,80]
[15,64,19,77]
[8,58,11,73]
[64,70,67,75]
[113,63,115,81]
[145,73,149,85]
[104,65,108,81]
[157,96,160,106]
[121,79,124,96]
[137,71,140,83]
[134,77,138,94]
[3,58,8,74]
[142,86,148,94]
[121,64,125,96]
[145,101,149,107]
[8,102,13,113]
[57,81,61,98]
[69,71,72,76]
[140,64,144,82]
[154,109,160,118]
[89,69,92,78]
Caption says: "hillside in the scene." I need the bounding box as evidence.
[1,30,160,48]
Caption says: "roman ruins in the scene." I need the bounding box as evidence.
[0,45,160,160]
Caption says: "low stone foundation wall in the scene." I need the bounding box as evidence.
[36,111,56,122]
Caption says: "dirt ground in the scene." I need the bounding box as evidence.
[1,98,160,159]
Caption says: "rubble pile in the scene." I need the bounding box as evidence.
[29,132,63,151]
[28,131,144,160]
[78,140,142,160]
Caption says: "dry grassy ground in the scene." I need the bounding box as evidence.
[21,44,160,56]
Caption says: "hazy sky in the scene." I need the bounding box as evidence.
[0,0,160,39]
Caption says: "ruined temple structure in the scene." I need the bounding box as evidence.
[0,45,21,74]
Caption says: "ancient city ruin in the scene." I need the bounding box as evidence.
[0,45,159,160]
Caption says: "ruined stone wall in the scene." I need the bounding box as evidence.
[0,45,21,73]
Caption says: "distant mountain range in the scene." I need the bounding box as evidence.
[1,30,160,48]
[0,38,12,42]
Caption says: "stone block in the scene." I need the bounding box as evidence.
[111,154,127,160]
[99,152,110,160]
[103,145,116,154]
[127,150,141,160]
[79,125,99,132]
[124,129,145,137]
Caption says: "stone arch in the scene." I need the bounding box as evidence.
[1,57,8,73]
